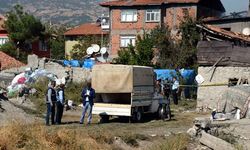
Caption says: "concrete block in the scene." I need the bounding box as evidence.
[28,55,39,69]
[194,117,211,129]
[200,131,234,150]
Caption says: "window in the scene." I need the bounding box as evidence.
[146,9,160,22]
[39,40,48,51]
[120,36,136,47]
[0,38,8,45]
[121,10,137,22]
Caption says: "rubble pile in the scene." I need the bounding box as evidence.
[187,117,237,150]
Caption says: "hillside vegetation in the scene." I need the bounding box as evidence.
[0,0,108,26]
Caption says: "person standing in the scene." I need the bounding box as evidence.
[56,82,65,124]
[172,77,179,105]
[20,84,30,104]
[45,81,57,126]
[80,82,95,125]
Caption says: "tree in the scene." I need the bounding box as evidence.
[45,24,66,60]
[178,15,200,69]
[150,15,200,69]
[4,5,45,54]
[150,25,176,68]
[113,33,154,66]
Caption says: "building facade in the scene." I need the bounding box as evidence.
[0,16,8,46]
[64,23,109,59]
[0,15,50,58]
[100,0,225,58]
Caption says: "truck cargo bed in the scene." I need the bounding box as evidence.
[92,103,132,116]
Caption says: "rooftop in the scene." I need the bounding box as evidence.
[100,0,200,7]
[0,51,25,70]
[100,0,225,12]
[64,23,108,36]
[197,24,250,43]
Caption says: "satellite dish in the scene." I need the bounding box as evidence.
[92,44,100,53]
[100,47,107,54]
[242,27,250,36]
[102,19,106,23]
[86,47,94,55]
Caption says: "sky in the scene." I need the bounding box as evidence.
[221,0,249,14]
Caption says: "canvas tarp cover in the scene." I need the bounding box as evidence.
[92,64,154,93]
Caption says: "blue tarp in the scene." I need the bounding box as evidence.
[83,59,95,69]
[154,69,196,84]
[63,60,70,66]
[70,60,80,67]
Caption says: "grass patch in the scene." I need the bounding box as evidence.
[154,133,190,150]
[0,122,112,150]
[170,99,197,112]
[121,133,150,147]
[64,81,86,104]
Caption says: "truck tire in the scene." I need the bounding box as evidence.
[158,105,165,120]
[158,105,171,121]
[100,115,109,123]
[133,108,143,122]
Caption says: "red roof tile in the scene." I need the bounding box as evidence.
[198,24,250,43]
[64,23,108,36]
[0,51,25,70]
[100,0,201,7]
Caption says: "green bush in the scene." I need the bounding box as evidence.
[64,82,86,104]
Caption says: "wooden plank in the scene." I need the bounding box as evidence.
[207,56,224,73]
[94,103,131,108]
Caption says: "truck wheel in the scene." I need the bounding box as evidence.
[158,105,171,121]
[158,106,165,120]
[100,115,109,123]
[133,108,143,122]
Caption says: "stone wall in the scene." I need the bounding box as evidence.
[44,62,91,83]
[0,55,91,84]
[197,66,250,110]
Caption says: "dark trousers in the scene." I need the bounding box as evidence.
[172,89,178,105]
[51,102,56,124]
[46,103,51,125]
[46,102,56,125]
[56,102,64,124]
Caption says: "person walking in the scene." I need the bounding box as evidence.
[45,81,57,126]
[172,77,179,105]
[80,82,95,125]
[56,81,65,124]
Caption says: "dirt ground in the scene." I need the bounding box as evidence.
[0,98,211,149]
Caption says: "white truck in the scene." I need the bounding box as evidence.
[92,64,170,122]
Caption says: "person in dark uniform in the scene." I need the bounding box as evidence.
[56,82,65,124]
[45,81,57,126]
